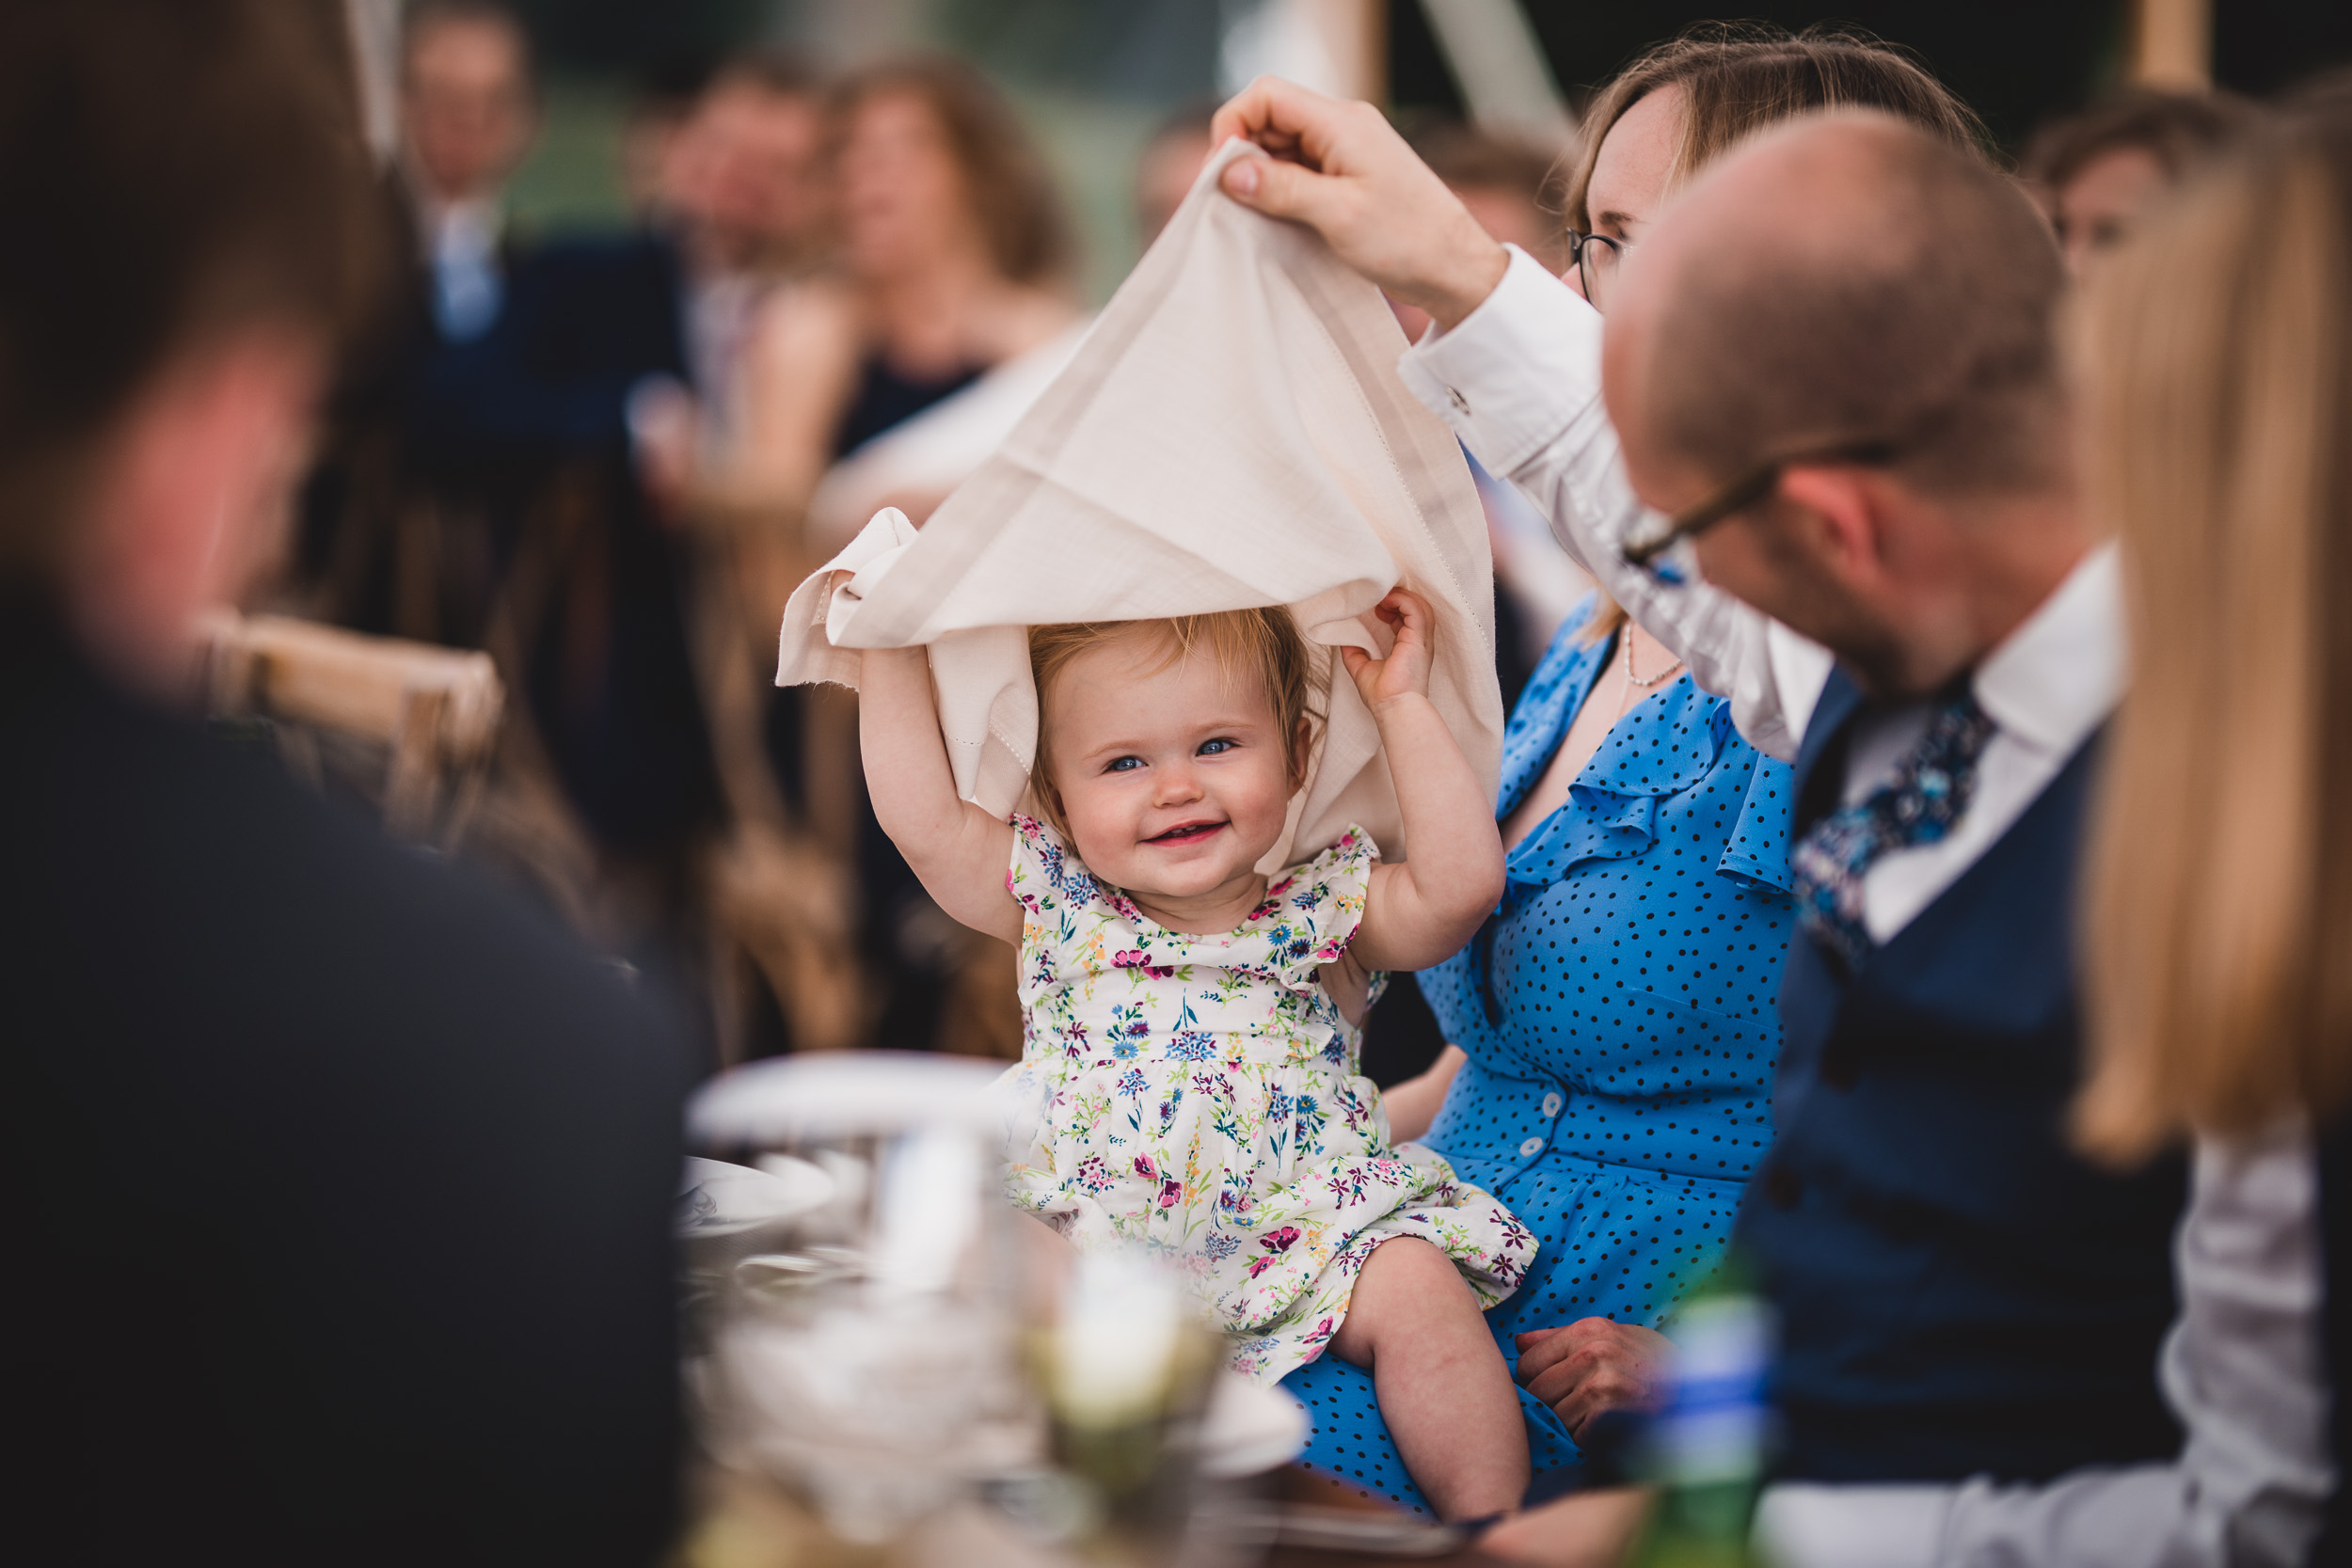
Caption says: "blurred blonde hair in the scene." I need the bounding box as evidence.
[2077,109,2352,1162]
[1026,609,1325,838]
[1558,23,1989,644]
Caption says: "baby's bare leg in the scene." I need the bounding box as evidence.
[1328,1237,1529,1521]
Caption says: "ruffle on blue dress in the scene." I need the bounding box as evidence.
[1282,600,1799,1511]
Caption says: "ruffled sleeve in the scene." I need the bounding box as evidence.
[1005,813,1105,919]
[1715,754,1796,894]
[1238,824,1381,986]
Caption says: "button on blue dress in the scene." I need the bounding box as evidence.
[1282,602,1799,1511]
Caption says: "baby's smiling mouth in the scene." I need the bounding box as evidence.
[1147,819,1227,847]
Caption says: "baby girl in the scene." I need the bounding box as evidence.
[858,589,1534,1520]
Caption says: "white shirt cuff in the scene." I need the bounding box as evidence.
[1395,245,1605,475]
[1752,1482,1954,1568]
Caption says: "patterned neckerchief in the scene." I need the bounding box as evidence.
[1789,688,1997,969]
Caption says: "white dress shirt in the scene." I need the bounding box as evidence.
[421,196,504,342]
[1395,245,2334,1564]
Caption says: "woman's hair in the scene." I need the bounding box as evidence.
[1559,24,1991,645]
[832,55,1075,290]
[2021,87,2257,196]
[1561,23,1987,235]
[1027,609,1325,835]
[2076,104,2352,1162]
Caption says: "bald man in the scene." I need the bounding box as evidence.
[1210,82,2328,1567]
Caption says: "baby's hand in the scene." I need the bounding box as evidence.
[1342,589,1437,710]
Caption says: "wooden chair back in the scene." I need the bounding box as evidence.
[200,611,504,845]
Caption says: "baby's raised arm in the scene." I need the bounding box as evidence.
[1343,591,1506,973]
[857,646,1021,943]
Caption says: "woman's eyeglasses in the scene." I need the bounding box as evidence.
[1565,230,1625,312]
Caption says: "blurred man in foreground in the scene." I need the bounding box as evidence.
[0,4,688,1562]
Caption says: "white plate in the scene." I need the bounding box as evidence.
[690,1051,1007,1144]
[676,1154,835,1237]
[1198,1370,1311,1479]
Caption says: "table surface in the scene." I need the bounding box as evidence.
[1263,1467,1511,1567]
[679,1463,1509,1568]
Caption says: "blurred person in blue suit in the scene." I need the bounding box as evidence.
[401,0,535,344]
[295,2,727,962]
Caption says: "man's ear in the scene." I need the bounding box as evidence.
[1772,465,1891,591]
[70,331,319,697]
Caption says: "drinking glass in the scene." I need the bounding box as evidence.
[686,1052,1039,1546]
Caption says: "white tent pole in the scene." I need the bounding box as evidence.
[2128,0,2214,89]
[342,0,402,165]
[1417,0,1575,149]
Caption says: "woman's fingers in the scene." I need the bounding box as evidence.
[1209,79,1507,327]
[1526,1354,1650,1435]
[1514,1319,1671,1440]
[1513,1321,1584,1376]
[1210,75,1344,168]
[1220,153,1353,235]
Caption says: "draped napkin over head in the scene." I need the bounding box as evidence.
[775,138,1502,870]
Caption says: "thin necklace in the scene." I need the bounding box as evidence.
[1624,629,1683,689]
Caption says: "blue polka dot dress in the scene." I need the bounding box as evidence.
[1282,600,1798,1512]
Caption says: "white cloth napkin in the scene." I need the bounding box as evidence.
[776,137,1501,869]
[804,318,1093,556]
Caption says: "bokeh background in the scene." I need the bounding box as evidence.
[484,0,2352,306]
[297,0,2350,1074]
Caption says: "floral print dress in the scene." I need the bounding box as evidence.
[998,815,1537,1384]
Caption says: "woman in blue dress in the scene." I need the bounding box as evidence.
[1283,599,1798,1511]
[1271,23,1989,1511]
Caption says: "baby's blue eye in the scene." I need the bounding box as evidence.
[1105,755,1144,773]
[1198,737,1237,756]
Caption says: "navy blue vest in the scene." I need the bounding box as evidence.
[1737,669,2187,1483]
[2314,1118,2352,1558]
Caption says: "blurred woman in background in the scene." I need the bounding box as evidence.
[732,58,1083,1056]
[698,56,1079,539]
[2054,96,2352,1565]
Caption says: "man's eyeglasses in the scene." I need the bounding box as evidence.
[1565,230,1625,312]
[1620,438,1905,579]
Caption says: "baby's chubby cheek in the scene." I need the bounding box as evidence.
[1054,779,1133,864]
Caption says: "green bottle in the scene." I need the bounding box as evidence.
[1629,1256,1775,1568]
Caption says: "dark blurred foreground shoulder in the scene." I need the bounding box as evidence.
[0,626,691,1567]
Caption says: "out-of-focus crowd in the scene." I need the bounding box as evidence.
[288,0,1583,1069]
